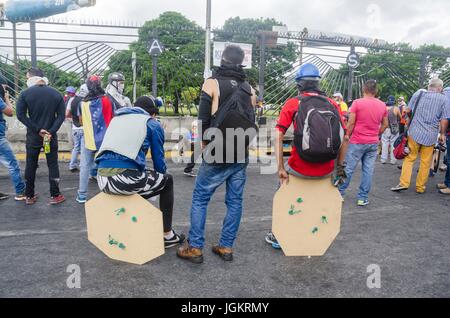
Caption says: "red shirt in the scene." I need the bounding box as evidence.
[276,93,346,177]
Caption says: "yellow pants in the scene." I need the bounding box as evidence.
[400,136,435,192]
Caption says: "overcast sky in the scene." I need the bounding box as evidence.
[60,0,450,47]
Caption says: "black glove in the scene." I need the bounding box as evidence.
[333,164,347,187]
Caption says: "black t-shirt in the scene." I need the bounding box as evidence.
[16,85,66,145]
[67,95,83,128]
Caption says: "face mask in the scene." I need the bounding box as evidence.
[118,82,125,94]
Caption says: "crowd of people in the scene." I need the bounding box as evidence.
[0,44,449,263]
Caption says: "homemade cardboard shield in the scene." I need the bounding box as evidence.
[85,193,165,265]
[272,175,343,257]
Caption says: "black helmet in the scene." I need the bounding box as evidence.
[108,72,125,83]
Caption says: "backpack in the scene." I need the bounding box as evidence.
[208,80,258,164]
[294,94,344,163]
[388,107,400,135]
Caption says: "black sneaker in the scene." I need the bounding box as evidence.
[184,171,197,177]
[164,231,186,249]
[0,193,9,201]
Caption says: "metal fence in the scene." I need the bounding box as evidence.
[1,18,450,116]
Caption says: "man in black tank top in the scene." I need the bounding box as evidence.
[177,45,256,264]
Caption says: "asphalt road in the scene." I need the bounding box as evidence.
[0,159,449,298]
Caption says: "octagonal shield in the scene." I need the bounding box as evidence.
[272,175,343,257]
[86,193,165,265]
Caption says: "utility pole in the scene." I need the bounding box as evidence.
[30,21,37,67]
[204,0,212,79]
[132,51,137,103]
[258,32,267,102]
[12,22,19,93]
[419,53,428,88]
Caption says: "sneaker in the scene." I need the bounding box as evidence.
[14,193,26,201]
[439,188,450,195]
[70,168,79,173]
[76,194,87,204]
[439,164,447,172]
[437,184,448,190]
[391,184,409,192]
[164,231,186,249]
[381,161,387,165]
[177,242,204,264]
[89,176,97,182]
[0,193,9,201]
[50,195,66,205]
[212,245,234,262]
[184,171,197,177]
[357,199,370,207]
[26,196,38,205]
[265,232,281,249]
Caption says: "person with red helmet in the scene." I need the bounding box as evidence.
[265,63,347,249]
[76,75,115,204]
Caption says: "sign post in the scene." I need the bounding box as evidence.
[346,47,360,101]
[147,38,164,97]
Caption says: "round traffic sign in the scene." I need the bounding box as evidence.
[347,52,360,69]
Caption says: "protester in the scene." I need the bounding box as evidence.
[392,79,450,194]
[96,95,185,248]
[76,75,114,204]
[183,120,200,177]
[66,84,88,172]
[398,96,408,134]
[105,72,132,110]
[16,68,66,205]
[339,80,388,206]
[333,92,349,119]
[381,95,401,165]
[265,63,347,249]
[436,87,450,195]
[0,77,25,201]
[177,45,257,264]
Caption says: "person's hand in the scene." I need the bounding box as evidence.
[438,133,446,145]
[344,135,350,142]
[334,164,347,187]
[39,129,51,139]
[278,168,289,185]
[4,89,10,102]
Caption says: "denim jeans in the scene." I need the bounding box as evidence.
[445,138,450,188]
[69,129,83,170]
[188,162,248,249]
[77,135,97,199]
[339,143,378,201]
[0,137,25,195]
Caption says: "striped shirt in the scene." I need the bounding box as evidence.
[408,90,450,146]
[443,88,450,136]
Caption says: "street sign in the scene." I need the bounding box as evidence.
[213,42,253,69]
[148,38,164,57]
[347,52,361,69]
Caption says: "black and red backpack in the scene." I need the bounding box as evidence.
[294,94,345,163]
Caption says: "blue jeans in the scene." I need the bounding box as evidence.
[77,135,97,199]
[339,143,378,201]
[0,137,25,195]
[69,129,83,170]
[188,163,248,249]
[445,138,450,187]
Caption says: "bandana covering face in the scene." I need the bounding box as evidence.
[27,76,49,88]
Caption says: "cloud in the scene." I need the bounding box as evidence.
[61,0,450,47]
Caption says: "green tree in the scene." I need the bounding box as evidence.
[106,12,205,113]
